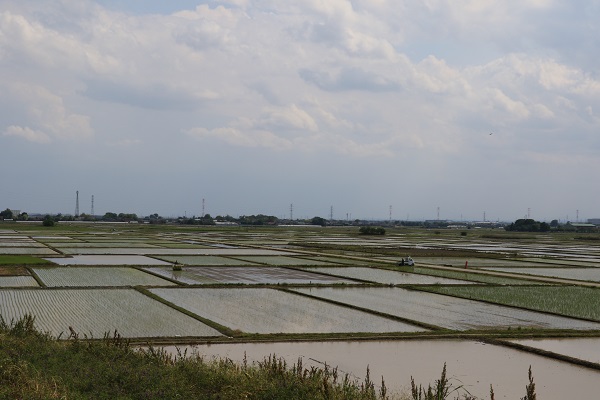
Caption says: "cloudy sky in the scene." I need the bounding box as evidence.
[1,0,599,221]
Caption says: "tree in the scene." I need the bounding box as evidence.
[359,226,386,235]
[311,216,326,226]
[505,219,550,232]
[239,214,279,225]
[117,213,138,222]
[42,215,55,227]
[0,208,13,220]
[102,212,118,221]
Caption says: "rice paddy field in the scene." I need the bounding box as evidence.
[0,288,221,338]
[479,266,600,283]
[150,287,426,334]
[1,222,600,397]
[143,266,354,285]
[32,266,176,287]
[300,266,477,285]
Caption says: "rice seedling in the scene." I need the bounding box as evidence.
[425,286,600,321]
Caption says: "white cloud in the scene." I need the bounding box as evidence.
[255,104,319,133]
[2,0,600,219]
[488,88,530,119]
[3,125,51,143]
[1,82,93,142]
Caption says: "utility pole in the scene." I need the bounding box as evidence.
[75,191,79,217]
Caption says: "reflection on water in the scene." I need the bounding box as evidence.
[159,340,600,399]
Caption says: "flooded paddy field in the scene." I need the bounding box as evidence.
[300,266,476,285]
[48,242,162,248]
[0,247,59,255]
[0,241,47,247]
[229,255,335,266]
[32,266,176,287]
[58,247,294,256]
[2,223,600,397]
[481,266,600,282]
[143,266,355,285]
[44,255,171,266]
[0,288,221,338]
[405,266,549,285]
[165,339,600,399]
[508,337,600,364]
[154,255,262,265]
[43,255,171,266]
[417,257,553,268]
[150,287,427,334]
[519,257,600,267]
[291,287,600,330]
[0,275,39,287]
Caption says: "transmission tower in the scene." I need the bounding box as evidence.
[202,198,205,217]
[437,206,440,221]
[91,195,94,217]
[389,205,392,222]
[290,203,293,220]
[75,191,79,217]
[330,206,333,221]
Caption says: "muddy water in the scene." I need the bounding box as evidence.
[161,340,600,399]
[509,337,600,364]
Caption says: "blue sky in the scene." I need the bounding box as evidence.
[1,0,599,221]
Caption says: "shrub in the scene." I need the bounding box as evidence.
[359,226,386,235]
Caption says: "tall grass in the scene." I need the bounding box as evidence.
[0,315,538,400]
[0,315,381,399]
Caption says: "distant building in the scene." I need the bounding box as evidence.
[587,218,600,226]
[571,223,598,232]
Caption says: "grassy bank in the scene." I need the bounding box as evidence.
[0,315,390,400]
[0,316,540,400]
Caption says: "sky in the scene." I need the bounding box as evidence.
[1,0,599,222]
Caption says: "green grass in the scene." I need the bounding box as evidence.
[0,255,50,265]
[421,286,600,321]
[0,315,387,400]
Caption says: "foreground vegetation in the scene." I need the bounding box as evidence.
[1,315,383,399]
[0,316,539,400]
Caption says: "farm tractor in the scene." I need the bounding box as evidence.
[398,256,414,266]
